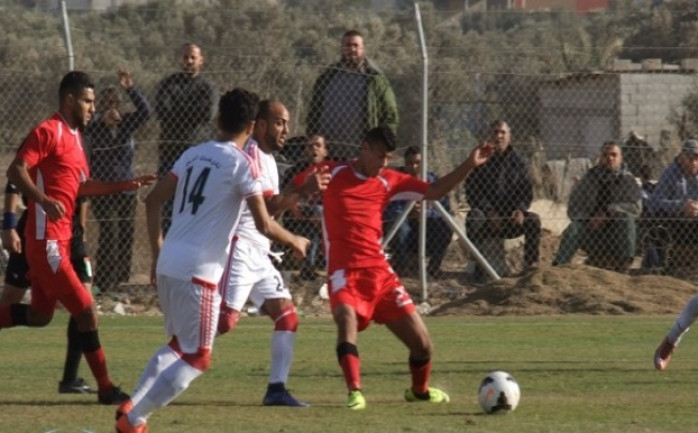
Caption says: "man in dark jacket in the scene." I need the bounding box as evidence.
[465,120,541,275]
[155,43,218,233]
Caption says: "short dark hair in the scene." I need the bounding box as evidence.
[218,88,260,135]
[364,125,397,151]
[256,99,281,121]
[181,42,202,53]
[404,146,420,159]
[601,140,622,154]
[59,71,94,101]
[489,119,509,132]
[342,29,363,40]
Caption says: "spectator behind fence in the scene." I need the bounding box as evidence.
[84,70,151,294]
[646,139,698,260]
[155,42,218,232]
[464,119,541,279]
[382,146,453,277]
[552,141,641,272]
[281,134,329,280]
[306,29,398,161]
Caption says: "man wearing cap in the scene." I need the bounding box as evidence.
[552,141,641,271]
[649,139,698,249]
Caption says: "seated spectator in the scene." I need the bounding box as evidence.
[281,134,328,280]
[552,141,641,271]
[639,164,657,203]
[465,119,541,278]
[647,139,698,267]
[637,164,663,270]
[382,146,453,277]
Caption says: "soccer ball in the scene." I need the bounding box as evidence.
[478,371,520,414]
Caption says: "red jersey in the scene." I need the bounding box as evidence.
[294,161,428,273]
[16,113,89,241]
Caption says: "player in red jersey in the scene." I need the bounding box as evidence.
[1,71,155,405]
[293,125,493,409]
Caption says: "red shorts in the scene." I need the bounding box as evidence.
[328,266,415,332]
[25,239,93,316]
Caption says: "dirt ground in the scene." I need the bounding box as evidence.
[101,228,698,318]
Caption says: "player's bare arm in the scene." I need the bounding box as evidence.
[144,173,178,285]
[267,166,330,218]
[7,156,65,222]
[247,194,310,258]
[78,174,157,197]
[1,188,21,253]
[424,142,494,201]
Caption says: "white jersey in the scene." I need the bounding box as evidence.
[234,139,279,253]
[157,139,262,283]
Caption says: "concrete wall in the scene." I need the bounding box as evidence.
[539,73,619,160]
[618,73,695,148]
[539,72,697,161]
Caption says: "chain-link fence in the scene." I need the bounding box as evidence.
[2,2,698,299]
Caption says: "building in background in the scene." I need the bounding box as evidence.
[539,60,697,162]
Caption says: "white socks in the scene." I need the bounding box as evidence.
[269,330,295,385]
[129,357,203,426]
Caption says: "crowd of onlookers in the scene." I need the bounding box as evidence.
[9,29,696,294]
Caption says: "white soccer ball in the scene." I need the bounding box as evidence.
[478,371,521,414]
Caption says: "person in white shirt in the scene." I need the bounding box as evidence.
[115,89,309,433]
[218,100,329,407]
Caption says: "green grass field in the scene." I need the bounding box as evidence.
[0,312,695,433]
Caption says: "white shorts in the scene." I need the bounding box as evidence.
[157,274,221,354]
[219,237,291,311]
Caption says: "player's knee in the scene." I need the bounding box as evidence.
[27,310,53,327]
[182,348,212,372]
[74,305,98,332]
[273,306,298,332]
[217,307,241,335]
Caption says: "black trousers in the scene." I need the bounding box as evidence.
[465,208,541,266]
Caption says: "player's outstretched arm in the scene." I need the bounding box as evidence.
[424,142,494,201]
[246,194,310,258]
[144,173,177,285]
[267,166,330,218]
[79,174,157,197]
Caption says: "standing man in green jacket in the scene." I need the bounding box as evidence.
[307,30,398,161]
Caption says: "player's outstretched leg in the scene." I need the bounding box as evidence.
[655,294,698,370]
[654,337,676,371]
[118,350,208,433]
[386,312,450,404]
[336,341,364,409]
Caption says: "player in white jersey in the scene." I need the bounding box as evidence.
[217,100,329,407]
[115,89,310,433]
